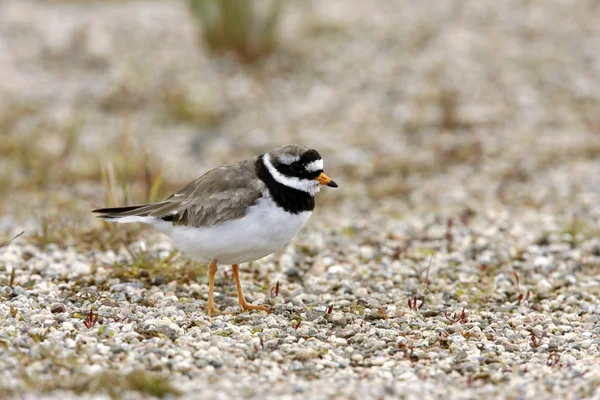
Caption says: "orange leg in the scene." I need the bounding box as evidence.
[232,264,269,314]
[206,260,219,316]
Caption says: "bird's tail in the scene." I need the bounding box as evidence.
[93,196,179,225]
[93,204,155,224]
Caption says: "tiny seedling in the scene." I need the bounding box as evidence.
[254,337,280,353]
[83,309,99,329]
[530,330,545,348]
[408,296,425,311]
[9,267,16,288]
[547,352,560,367]
[514,272,531,306]
[270,280,280,298]
[444,307,469,324]
[410,254,433,288]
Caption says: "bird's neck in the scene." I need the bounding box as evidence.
[255,156,315,214]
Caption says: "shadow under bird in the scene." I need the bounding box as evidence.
[93,144,338,316]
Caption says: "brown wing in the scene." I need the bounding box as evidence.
[93,158,265,228]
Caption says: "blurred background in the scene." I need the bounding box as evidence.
[1,0,599,237]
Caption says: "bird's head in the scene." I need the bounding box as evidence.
[263,144,338,195]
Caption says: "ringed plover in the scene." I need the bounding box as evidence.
[93,144,338,316]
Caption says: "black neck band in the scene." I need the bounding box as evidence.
[255,156,315,214]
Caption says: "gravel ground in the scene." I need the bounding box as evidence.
[1,0,600,399]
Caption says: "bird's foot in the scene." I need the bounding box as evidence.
[239,301,270,314]
[206,304,220,317]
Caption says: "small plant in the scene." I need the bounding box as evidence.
[530,331,545,348]
[78,289,109,306]
[110,247,200,287]
[253,337,280,355]
[410,254,432,288]
[9,267,16,288]
[547,352,560,367]
[513,272,531,306]
[30,217,58,247]
[0,231,24,249]
[327,304,334,314]
[187,0,284,63]
[293,320,301,330]
[444,307,468,324]
[83,309,99,329]
[270,280,280,297]
[9,306,18,318]
[408,296,424,311]
[125,370,182,398]
[30,329,49,343]
[546,352,560,367]
[143,161,164,204]
[349,303,365,315]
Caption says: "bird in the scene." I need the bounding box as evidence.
[93,144,338,316]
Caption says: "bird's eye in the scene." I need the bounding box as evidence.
[290,163,303,173]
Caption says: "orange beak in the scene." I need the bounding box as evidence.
[316,172,338,187]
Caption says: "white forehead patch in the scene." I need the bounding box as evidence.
[305,159,323,172]
[278,154,300,165]
[264,154,321,195]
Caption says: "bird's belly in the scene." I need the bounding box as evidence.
[166,198,312,265]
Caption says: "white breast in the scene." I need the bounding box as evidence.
[153,197,311,265]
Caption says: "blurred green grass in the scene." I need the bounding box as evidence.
[188,0,283,62]
[0,104,183,247]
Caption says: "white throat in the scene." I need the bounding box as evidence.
[263,154,321,195]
